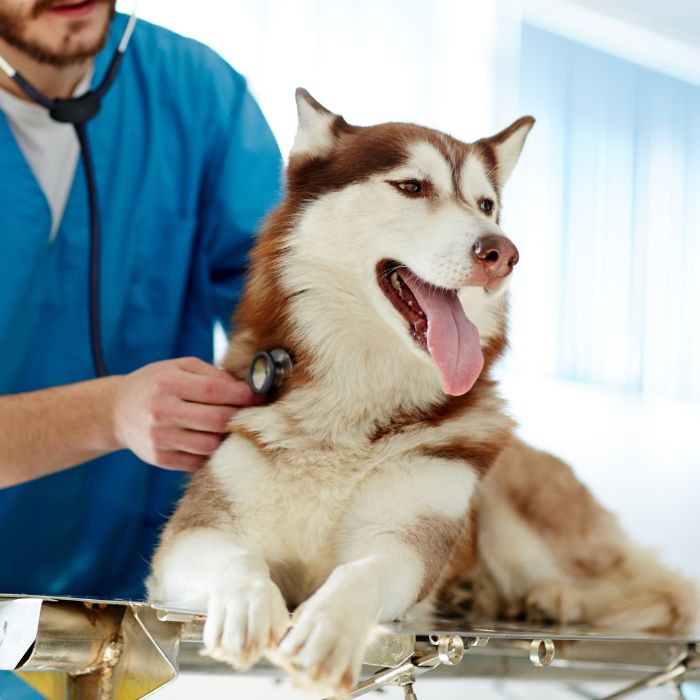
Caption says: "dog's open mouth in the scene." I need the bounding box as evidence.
[377,260,485,396]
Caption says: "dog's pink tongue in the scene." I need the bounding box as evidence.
[403,272,484,396]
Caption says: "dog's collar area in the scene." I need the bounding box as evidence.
[248,348,293,395]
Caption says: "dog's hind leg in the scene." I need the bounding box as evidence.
[592,550,699,634]
[468,438,698,633]
[273,456,478,697]
[522,555,698,634]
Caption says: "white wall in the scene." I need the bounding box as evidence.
[119,0,511,156]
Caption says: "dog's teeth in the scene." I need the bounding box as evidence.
[389,271,405,299]
[408,300,413,308]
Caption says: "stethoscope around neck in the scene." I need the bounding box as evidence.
[0,6,139,378]
[0,7,294,398]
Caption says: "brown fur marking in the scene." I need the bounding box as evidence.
[164,468,235,536]
[417,437,507,477]
[434,506,479,611]
[369,373,511,444]
[486,438,628,580]
[398,514,466,601]
[497,440,611,540]
[423,377,502,428]
[227,424,269,451]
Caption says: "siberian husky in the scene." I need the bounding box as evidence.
[148,90,697,695]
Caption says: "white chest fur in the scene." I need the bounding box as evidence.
[208,424,388,602]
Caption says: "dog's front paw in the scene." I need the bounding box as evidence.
[273,594,373,697]
[202,576,290,670]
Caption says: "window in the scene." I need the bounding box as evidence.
[504,23,700,402]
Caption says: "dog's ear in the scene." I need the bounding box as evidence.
[291,88,340,159]
[479,116,535,188]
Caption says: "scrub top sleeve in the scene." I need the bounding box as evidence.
[199,82,283,330]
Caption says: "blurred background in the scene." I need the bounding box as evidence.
[114,0,700,696]
[116,0,700,606]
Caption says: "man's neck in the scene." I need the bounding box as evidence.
[0,37,92,101]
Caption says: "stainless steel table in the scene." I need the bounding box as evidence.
[1,595,698,699]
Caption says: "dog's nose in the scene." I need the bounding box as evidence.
[472,234,519,278]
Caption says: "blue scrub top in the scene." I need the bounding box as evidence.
[0,15,282,601]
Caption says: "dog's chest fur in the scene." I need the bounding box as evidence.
[204,379,509,606]
[209,418,389,604]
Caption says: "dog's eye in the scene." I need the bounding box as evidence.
[389,179,427,196]
[399,180,421,194]
[479,198,494,214]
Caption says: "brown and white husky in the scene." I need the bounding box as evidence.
[148,90,697,696]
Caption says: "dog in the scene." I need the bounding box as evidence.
[147,89,697,696]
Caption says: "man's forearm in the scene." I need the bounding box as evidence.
[0,377,122,487]
[0,357,258,486]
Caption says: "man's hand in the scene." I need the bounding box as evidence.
[0,357,252,487]
[113,357,257,471]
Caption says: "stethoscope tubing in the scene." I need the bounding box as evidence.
[0,6,138,378]
[75,122,107,377]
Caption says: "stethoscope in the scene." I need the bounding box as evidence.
[247,348,293,395]
[0,5,293,396]
[0,6,139,378]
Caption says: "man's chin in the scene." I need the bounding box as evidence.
[0,1,115,67]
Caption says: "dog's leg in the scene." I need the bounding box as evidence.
[274,457,478,696]
[148,527,290,669]
[147,444,292,670]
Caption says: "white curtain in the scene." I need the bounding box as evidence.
[502,23,700,403]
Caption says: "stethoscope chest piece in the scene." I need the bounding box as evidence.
[248,348,293,395]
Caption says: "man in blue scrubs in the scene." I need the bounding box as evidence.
[0,0,281,612]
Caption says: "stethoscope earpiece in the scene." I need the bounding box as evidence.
[248,348,293,395]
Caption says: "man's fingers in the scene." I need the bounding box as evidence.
[175,356,227,378]
[152,427,223,456]
[154,450,207,472]
[114,359,251,468]
[167,401,237,433]
[171,368,256,407]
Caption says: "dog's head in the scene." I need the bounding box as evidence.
[236,90,533,399]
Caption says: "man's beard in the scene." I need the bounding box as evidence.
[0,0,116,67]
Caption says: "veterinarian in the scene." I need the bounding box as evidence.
[0,0,280,612]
